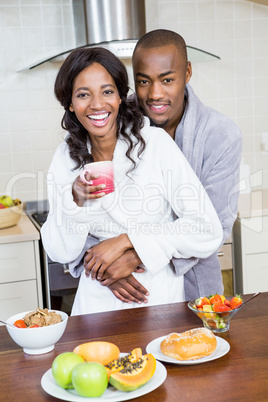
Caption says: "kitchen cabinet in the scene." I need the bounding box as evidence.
[0,213,43,322]
[233,190,268,294]
[218,236,235,297]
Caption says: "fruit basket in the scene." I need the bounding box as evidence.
[0,203,23,229]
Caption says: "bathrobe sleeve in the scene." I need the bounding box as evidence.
[127,129,223,275]
[41,142,103,263]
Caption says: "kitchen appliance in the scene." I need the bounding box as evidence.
[18,0,220,71]
[73,0,146,48]
[26,202,79,315]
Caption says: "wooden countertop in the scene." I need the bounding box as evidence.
[0,293,267,401]
[238,188,268,219]
[0,212,40,244]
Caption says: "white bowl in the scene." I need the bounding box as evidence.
[6,310,68,355]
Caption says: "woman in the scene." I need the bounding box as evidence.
[41,47,223,315]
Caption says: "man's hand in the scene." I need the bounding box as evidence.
[84,234,133,280]
[98,249,144,285]
[83,243,149,303]
[103,275,149,304]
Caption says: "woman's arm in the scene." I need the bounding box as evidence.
[41,143,104,263]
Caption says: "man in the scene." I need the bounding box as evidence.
[71,29,242,301]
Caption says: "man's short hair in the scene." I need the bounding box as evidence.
[133,29,188,62]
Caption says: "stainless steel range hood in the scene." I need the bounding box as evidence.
[18,0,220,71]
[73,0,146,47]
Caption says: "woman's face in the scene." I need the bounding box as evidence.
[69,62,121,140]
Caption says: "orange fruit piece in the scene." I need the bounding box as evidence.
[73,341,120,366]
[14,319,27,328]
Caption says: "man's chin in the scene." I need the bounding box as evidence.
[139,105,169,128]
[148,117,169,128]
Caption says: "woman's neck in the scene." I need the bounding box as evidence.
[90,136,117,162]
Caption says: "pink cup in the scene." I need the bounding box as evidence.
[80,161,114,195]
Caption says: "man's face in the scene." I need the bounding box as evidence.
[133,44,192,138]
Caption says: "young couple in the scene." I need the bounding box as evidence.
[41,29,242,315]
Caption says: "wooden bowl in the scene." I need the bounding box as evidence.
[0,203,23,229]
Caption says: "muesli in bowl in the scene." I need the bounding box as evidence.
[6,308,68,354]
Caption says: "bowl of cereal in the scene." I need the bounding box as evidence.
[5,308,68,355]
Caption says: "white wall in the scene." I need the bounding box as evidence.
[0,0,268,202]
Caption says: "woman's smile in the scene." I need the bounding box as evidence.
[87,112,111,127]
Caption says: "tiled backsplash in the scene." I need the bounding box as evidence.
[0,0,267,202]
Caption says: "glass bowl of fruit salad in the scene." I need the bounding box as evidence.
[188,294,243,333]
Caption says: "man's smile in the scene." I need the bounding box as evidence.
[147,103,170,114]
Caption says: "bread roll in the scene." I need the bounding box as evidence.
[160,328,217,361]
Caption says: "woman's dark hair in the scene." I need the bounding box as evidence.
[54,47,145,171]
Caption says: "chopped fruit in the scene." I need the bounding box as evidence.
[29,324,40,328]
[209,294,222,304]
[202,304,215,319]
[213,302,231,312]
[224,299,231,307]
[203,304,213,312]
[14,319,27,328]
[192,294,243,313]
[230,295,243,310]
[195,297,210,308]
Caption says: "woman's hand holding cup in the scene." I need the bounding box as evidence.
[72,161,114,206]
[72,173,107,207]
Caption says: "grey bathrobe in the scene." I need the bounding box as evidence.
[69,84,242,301]
[172,84,242,299]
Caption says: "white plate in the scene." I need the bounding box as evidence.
[41,360,167,401]
[146,335,230,365]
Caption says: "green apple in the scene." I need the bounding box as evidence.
[52,352,85,389]
[0,195,14,208]
[72,362,108,397]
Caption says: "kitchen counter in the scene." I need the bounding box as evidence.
[0,212,40,244]
[0,293,267,401]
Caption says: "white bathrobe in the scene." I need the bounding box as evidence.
[41,117,223,315]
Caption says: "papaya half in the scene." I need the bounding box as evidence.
[107,352,156,392]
